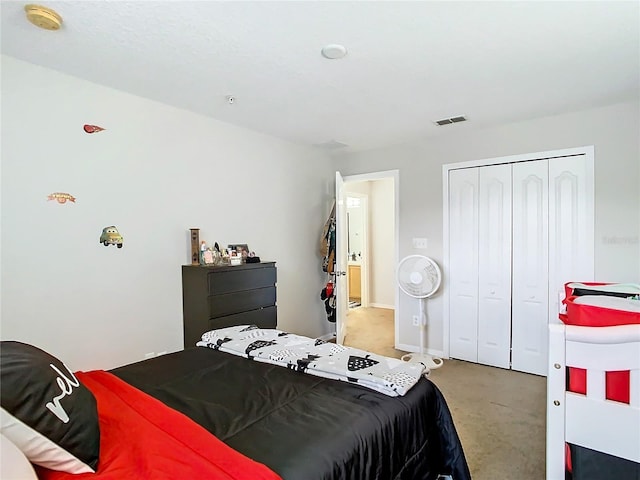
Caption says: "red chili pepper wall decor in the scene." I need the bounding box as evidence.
[83,124,105,134]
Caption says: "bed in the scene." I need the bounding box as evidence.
[546,283,640,480]
[0,330,471,480]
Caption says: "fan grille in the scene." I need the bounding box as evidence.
[397,256,441,298]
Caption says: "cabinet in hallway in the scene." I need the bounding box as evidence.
[348,264,361,301]
[446,151,593,375]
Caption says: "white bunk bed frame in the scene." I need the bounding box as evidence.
[547,322,640,480]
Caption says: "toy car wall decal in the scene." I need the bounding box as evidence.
[83,124,105,134]
[100,226,123,248]
[47,192,76,204]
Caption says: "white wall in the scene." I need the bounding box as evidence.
[369,178,395,308]
[0,55,335,370]
[334,100,640,356]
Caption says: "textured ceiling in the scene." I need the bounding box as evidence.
[1,1,639,152]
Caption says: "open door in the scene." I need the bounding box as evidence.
[335,171,347,344]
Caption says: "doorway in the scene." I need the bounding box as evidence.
[339,170,401,358]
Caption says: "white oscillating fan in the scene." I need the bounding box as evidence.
[397,255,444,369]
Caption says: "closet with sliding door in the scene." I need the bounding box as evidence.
[444,147,594,376]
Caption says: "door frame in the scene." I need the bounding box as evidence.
[335,172,347,344]
[442,145,594,359]
[340,170,400,347]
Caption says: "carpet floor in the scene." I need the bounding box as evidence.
[343,307,547,480]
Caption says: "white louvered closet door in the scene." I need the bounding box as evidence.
[512,160,549,375]
[448,168,479,363]
[446,152,593,375]
[548,156,595,326]
[477,164,512,369]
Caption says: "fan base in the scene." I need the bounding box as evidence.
[401,353,444,370]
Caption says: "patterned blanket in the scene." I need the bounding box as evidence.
[196,325,427,397]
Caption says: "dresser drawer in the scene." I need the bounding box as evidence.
[208,306,277,331]
[207,266,276,295]
[208,286,276,318]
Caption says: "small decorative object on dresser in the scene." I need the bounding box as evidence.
[200,241,207,265]
[181,262,277,348]
[203,249,215,265]
[228,244,249,258]
[189,228,200,265]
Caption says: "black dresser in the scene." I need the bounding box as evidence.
[181,262,277,349]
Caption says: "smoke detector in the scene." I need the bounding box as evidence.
[321,44,347,60]
[25,4,62,30]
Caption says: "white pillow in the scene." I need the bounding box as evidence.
[0,432,38,480]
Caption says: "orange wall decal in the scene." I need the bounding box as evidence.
[47,192,76,204]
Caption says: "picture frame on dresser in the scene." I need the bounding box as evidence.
[228,244,249,257]
[181,262,277,349]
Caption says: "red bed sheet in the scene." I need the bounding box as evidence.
[36,370,282,480]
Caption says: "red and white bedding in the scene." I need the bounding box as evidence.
[548,281,640,480]
[561,282,640,328]
[561,282,640,404]
[36,370,282,480]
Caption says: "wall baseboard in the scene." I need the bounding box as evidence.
[317,332,336,342]
[369,303,395,310]
[396,343,446,359]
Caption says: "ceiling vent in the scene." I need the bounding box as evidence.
[434,115,467,126]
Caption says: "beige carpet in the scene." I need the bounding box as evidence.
[344,306,406,359]
[344,307,547,480]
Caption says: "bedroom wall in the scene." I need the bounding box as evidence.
[369,178,395,308]
[0,55,335,371]
[333,100,640,355]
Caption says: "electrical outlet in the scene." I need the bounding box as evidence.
[412,315,420,327]
[144,352,155,360]
[412,237,428,249]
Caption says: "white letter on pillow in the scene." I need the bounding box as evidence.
[45,364,80,424]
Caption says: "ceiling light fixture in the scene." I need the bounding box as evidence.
[24,4,62,30]
[321,44,347,60]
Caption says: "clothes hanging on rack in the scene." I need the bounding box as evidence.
[320,202,336,322]
[320,202,336,275]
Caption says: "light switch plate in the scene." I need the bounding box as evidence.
[412,237,428,249]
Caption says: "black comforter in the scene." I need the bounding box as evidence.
[111,347,470,480]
